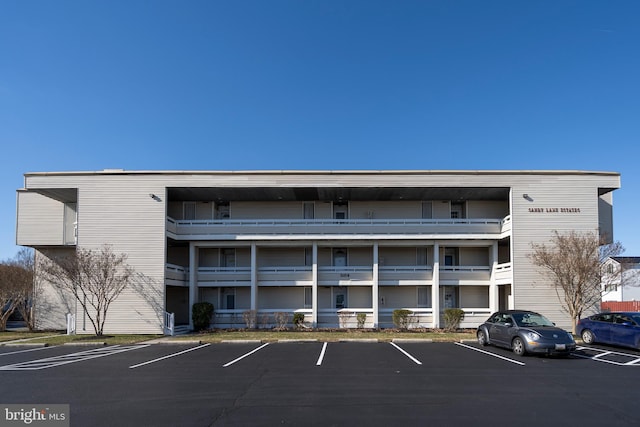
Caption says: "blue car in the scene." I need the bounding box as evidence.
[577,312,640,350]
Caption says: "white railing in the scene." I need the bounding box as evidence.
[66,313,76,335]
[166,216,508,236]
[440,266,491,273]
[164,311,175,336]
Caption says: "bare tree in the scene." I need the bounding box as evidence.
[40,245,135,336]
[0,264,21,331]
[0,248,35,331]
[530,230,624,333]
[13,248,36,330]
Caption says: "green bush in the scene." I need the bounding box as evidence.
[443,308,465,332]
[356,313,367,329]
[293,313,305,328]
[392,309,412,330]
[192,302,214,331]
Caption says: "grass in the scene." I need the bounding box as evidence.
[1,329,477,345]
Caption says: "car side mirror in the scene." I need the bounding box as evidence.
[504,322,513,327]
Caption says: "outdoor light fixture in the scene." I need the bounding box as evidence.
[149,193,161,201]
[523,194,533,201]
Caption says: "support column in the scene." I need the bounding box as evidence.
[489,242,499,313]
[372,242,379,329]
[432,242,440,328]
[251,243,257,310]
[312,242,318,327]
[188,243,198,330]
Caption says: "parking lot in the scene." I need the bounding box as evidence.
[1,340,639,426]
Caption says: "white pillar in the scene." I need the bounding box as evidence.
[251,243,257,310]
[372,242,379,329]
[489,243,499,313]
[188,243,198,330]
[432,243,440,328]
[312,242,318,327]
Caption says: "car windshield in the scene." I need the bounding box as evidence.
[628,314,640,325]
[512,312,554,327]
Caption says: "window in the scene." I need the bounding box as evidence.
[444,248,458,266]
[304,287,312,308]
[417,286,429,307]
[183,202,196,220]
[451,202,465,219]
[222,288,236,309]
[216,202,230,219]
[333,248,347,267]
[422,202,433,219]
[221,248,236,267]
[303,202,315,219]
[416,247,428,266]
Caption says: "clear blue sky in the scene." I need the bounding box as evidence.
[1,1,639,260]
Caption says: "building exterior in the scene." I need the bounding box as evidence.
[602,257,640,302]
[16,170,620,334]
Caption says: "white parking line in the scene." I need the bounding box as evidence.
[574,346,640,366]
[0,345,150,371]
[0,346,52,357]
[389,342,422,365]
[129,344,211,369]
[316,342,328,366]
[454,342,526,366]
[223,343,270,367]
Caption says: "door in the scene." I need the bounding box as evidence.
[610,314,638,347]
[440,286,457,309]
[489,312,513,346]
[333,203,348,221]
[335,289,347,309]
[333,248,347,267]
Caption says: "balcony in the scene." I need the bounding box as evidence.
[166,215,512,240]
[165,261,512,287]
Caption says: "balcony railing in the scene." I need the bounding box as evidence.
[166,262,512,286]
[166,216,511,238]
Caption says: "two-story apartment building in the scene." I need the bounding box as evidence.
[16,170,620,333]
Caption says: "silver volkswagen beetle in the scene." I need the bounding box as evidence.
[477,310,576,357]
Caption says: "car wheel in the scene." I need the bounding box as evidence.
[581,329,595,345]
[512,337,526,356]
[477,330,488,346]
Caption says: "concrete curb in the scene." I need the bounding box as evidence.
[277,339,319,343]
[63,342,107,346]
[338,339,379,343]
[155,340,203,345]
[392,338,433,344]
[4,342,48,347]
[221,340,263,344]
[459,339,477,344]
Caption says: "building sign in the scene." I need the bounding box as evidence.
[528,207,581,213]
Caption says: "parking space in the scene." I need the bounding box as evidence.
[1,341,640,426]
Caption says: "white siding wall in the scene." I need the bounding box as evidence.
[349,201,421,219]
[349,287,372,307]
[432,201,450,219]
[467,200,509,218]
[258,248,305,267]
[460,247,489,265]
[380,287,416,308]
[33,248,77,330]
[511,176,608,329]
[379,247,418,266]
[258,287,303,309]
[17,192,65,246]
[460,286,489,308]
[232,201,302,219]
[349,247,373,265]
